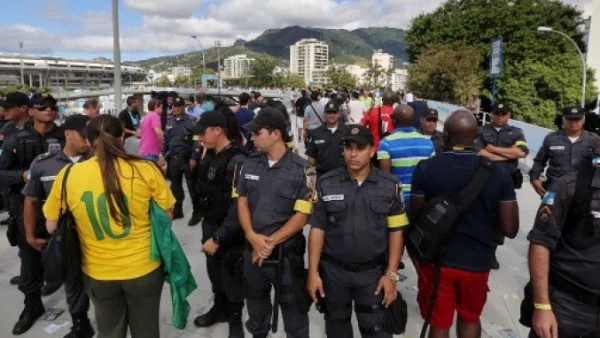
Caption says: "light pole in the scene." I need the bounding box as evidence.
[190,35,206,89]
[18,40,24,86]
[215,40,222,95]
[112,0,123,113]
[537,26,587,108]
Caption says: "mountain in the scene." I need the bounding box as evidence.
[134,26,407,70]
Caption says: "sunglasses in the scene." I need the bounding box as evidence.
[565,116,584,121]
[34,104,58,111]
[325,110,339,114]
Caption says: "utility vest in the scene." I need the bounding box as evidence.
[196,143,245,224]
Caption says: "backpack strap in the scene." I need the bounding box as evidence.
[58,164,75,218]
[456,157,494,209]
[309,103,324,125]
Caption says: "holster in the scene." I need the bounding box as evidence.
[6,217,17,247]
[512,170,524,189]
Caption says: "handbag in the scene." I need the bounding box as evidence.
[42,164,82,284]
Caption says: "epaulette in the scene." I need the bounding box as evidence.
[33,151,55,163]
[375,168,401,184]
[292,154,310,167]
[319,169,339,181]
[248,152,262,158]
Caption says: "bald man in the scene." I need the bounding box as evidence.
[378,104,434,207]
[410,110,519,337]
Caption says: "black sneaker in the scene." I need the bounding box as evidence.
[12,302,45,335]
[194,294,228,327]
[0,216,13,226]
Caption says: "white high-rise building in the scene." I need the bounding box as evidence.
[345,64,368,85]
[224,54,255,79]
[290,39,329,85]
[391,69,408,92]
[372,50,394,70]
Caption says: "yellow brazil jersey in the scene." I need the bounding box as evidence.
[43,156,176,281]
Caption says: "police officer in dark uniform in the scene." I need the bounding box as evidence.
[308,124,407,338]
[237,108,316,338]
[23,114,95,338]
[0,93,65,335]
[418,108,444,154]
[191,110,247,337]
[529,106,599,197]
[306,101,348,176]
[527,157,600,338]
[474,101,529,269]
[160,96,199,221]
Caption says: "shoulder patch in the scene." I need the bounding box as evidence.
[34,152,54,162]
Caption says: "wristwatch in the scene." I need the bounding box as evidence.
[385,270,400,282]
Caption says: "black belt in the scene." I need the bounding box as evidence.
[322,253,384,272]
[550,273,600,306]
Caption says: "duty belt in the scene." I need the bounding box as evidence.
[550,273,600,306]
[321,253,384,272]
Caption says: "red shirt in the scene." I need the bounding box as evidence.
[361,105,394,148]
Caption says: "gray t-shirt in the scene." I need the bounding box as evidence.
[305,102,325,131]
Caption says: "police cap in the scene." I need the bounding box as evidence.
[425,108,439,120]
[196,110,227,133]
[343,124,373,146]
[63,114,91,137]
[562,106,585,119]
[325,101,341,113]
[243,107,291,142]
[492,101,513,115]
[172,97,186,107]
[2,92,30,109]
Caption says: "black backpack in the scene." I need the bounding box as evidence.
[407,157,494,264]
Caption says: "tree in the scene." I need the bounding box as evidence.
[326,65,358,89]
[173,74,190,87]
[248,56,280,88]
[155,75,172,87]
[0,85,51,96]
[364,63,385,90]
[407,42,482,106]
[279,72,306,89]
[404,0,598,127]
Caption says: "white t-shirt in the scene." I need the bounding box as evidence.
[568,136,580,143]
[319,98,329,107]
[328,127,337,134]
[347,100,366,123]
[69,156,83,163]
[268,160,278,168]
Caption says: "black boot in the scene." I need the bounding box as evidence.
[0,216,13,226]
[173,203,184,220]
[13,292,45,335]
[41,282,62,296]
[63,313,94,338]
[228,302,245,338]
[187,211,202,226]
[194,294,228,327]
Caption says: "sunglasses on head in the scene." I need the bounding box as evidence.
[34,104,57,111]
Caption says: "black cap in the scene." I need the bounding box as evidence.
[196,110,227,132]
[562,106,585,119]
[243,107,291,142]
[30,94,57,110]
[425,108,439,120]
[324,101,340,112]
[342,124,373,146]
[3,92,30,109]
[172,97,186,107]
[63,114,91,137]
[492,101,512,114]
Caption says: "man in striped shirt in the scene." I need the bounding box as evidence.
[378,105,435,207]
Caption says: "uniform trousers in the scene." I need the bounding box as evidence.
[243,249,309,338]
[201,220,243,302]
[167,155,196,208]
[320,260,390,338]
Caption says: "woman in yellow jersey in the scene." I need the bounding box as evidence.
[43,115,176,338]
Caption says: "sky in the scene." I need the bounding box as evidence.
[0,0,595,62]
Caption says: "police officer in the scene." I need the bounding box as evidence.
[418,108,444,154]
[474,101,529,269]
[160,96,199,222]
[192,110,248,338]
[529,106,599,197]
[0,93,65,335]
[23,114,94,338]
[527,158,600,338]
[237,107,316,338]
[306,101,348,176]
[307,124,407,338]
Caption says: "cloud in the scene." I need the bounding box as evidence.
[124,0,202,18]
[0,25,59,54]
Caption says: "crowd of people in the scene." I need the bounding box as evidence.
[0,86,598,338]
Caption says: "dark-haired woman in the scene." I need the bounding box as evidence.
[43,115,176,338]
[217,107,243,146]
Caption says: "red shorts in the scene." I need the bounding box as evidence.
[417,264,490,329]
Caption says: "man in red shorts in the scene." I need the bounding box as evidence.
[410,110,520,337]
